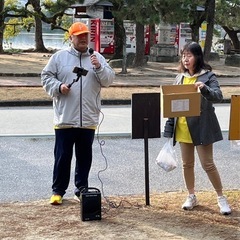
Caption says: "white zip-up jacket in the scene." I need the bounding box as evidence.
[41,47,115,128]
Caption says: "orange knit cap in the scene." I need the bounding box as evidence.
[68,22,90,35]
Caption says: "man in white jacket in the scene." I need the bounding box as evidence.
[41,22,115,205]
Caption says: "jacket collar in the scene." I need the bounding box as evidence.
[68,46,91,57]
[175,70,211,84]
[182,69,208,78]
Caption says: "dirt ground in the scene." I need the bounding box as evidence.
[0,52,239,239]
[0,191,239,240]
[0,85,240,102]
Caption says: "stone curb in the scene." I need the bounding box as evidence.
[0,98,231,107]
[0,73,41,77]
[0,72,239,78]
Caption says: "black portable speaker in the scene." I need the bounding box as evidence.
[80,187,101,221]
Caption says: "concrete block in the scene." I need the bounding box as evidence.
[225,55,240,67]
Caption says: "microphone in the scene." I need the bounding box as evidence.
[89,48,94,55]
[89,48,101,70]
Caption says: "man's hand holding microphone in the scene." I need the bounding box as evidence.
[89,48,101,70]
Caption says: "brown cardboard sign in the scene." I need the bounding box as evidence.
[161,84,201,118]
[229,95,240,140]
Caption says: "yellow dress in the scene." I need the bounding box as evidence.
[175,76,197,143]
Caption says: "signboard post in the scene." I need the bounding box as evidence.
[132,93,161,206]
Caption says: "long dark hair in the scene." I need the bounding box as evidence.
[178,42,212,74]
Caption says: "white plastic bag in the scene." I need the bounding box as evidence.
[156,138,177,172]
[230,140,240,149]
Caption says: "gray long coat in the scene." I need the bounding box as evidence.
[163,71,223,146]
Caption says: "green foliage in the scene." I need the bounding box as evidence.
[4,18,21,40]
[60,15,72,42]
[42,0,55,9]
[4,48,23,53]
[213,27,221,38]
[158,0,207,24]
[3,0,32,40]
[5,0,18,7]
[118,0,161,24]
[42,0,69,14]
[216,0,240,28]
[22,17,35,32]
[42,0,84,14]
[4,0,26,13]
[4,17,34,40]
[154,0,189,23]
[121,0,208,25]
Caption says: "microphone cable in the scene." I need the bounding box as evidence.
[90,50,122,209]
[91,51,140,216]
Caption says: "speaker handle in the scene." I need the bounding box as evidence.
[81,187,100,193]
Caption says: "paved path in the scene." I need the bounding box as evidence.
[0,104,233,137]
[0,130,239,203]
[0,104,239,203]
[0,124,239,205]
[0,75,240,87]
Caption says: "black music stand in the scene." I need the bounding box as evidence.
[132,93,161,205]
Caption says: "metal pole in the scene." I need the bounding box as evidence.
[143,118,150,206]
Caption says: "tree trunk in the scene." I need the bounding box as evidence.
[0,0,5,53]
[134,22,145,67]
[189,4,206,43]
[190,24,200,43]
[30,0,48,52]
[34,16,48,52]
[149,24,156,49]
[112,19,124,59]
[222,26,240,52]
[204,0,215,61]
[121,27,127,74]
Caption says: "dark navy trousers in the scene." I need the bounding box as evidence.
[52,128,95,197]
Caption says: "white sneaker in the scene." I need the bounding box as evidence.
[218,196,231,215]
[182,194,198,210]
[73,195,80,202]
